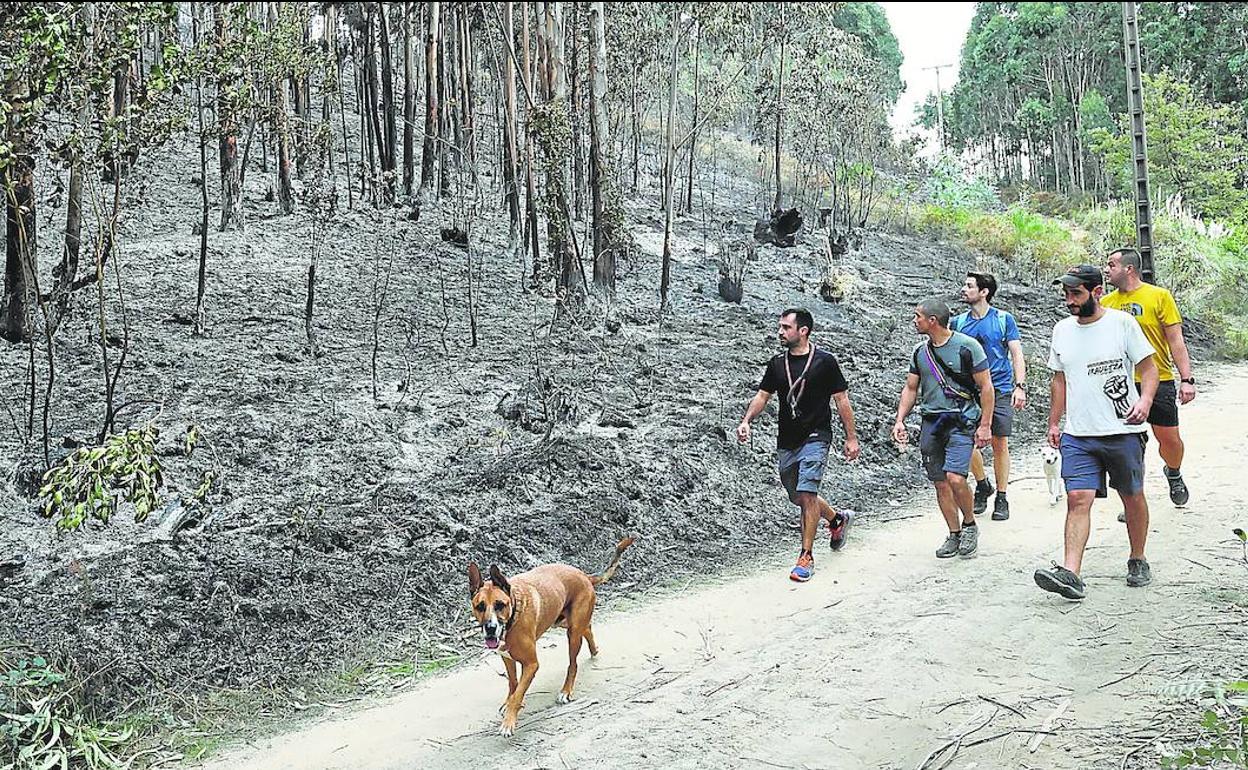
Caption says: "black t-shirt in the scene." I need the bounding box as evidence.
[758,346,850,450]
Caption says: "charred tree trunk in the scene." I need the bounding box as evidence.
[458,6,476,180]
[659,12,681,312]
[522,1,541,278]
[437,2,451,196]
[102,60,134,182]
[772,30,785,213]
[194,5,210,335]
[377,1,398,199]
[502,2,522,248]
[402,1,416,196]
[540,3,581,310]
[684,22,701,214]
[215,3,244,231]
[363,7,386,203]
[569,1,585,221]
[322,4,337,178]
[272,3,294,214]
[2,151,35,344]
[420,1,440,196]
[588,1,617,295]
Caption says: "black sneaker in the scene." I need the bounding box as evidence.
[1164,467,1190,507]
[828,509,854,552]
[992,494,1010,521]
[957,523,979,557]
[1034,562,1086,600]
[973,481,994,515]
[1127,558,1152,587]
[936,532,961,559]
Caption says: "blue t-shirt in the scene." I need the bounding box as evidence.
[951,307,1020,392]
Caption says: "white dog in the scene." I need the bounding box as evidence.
[1041,445,1063,505]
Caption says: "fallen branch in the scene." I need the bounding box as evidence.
[740,757,794,769]
[702,672,753,698]
[452,698,599,741]
[978,694,1026,719]
[1096,660,1151,690]
[1028,699,1070,752]
[962,728,1056,749]
[918,708,998,770]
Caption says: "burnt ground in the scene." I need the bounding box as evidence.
[2,133,1109,728]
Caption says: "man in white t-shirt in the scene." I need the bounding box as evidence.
[1034,264,1160,601]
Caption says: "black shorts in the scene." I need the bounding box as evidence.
[1136,380,1179,428]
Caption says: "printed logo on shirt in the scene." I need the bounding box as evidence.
[1087,358,1122,377]
[1126,303,1144,317]
[1103,374,1132,419]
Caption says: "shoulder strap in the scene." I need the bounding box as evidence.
[922,343,977,401]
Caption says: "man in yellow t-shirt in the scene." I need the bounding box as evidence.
[1102,248,1197,507]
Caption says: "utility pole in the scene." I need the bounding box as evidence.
[922,63,954,153]
[1122,1,1155,282]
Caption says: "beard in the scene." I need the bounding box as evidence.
[1067,295,1098,317]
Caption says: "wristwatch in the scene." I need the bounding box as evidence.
[1181,377,1196,385]
[1014,382,1026,391]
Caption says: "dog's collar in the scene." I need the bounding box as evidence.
[503,587,522,638]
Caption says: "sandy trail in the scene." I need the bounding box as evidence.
[204,365,1248,770]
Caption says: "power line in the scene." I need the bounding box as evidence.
[921,63,955,153]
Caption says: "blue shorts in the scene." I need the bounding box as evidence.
[777,440,830,504]
[919,413,974,482]
[1060,433,1148,497]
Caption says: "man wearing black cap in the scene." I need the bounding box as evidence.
[1034,265,1160,600]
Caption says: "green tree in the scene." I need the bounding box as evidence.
[832,3,903,104]
[1091,71,1246,220]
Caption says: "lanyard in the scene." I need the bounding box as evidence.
[785,344,815,418]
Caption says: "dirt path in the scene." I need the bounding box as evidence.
[203,366,1247,770]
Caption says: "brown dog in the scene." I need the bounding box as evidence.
[468,537,635,737]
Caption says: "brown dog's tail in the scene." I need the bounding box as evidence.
[590,537,636,586]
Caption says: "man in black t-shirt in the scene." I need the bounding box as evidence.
[737,308,861,583]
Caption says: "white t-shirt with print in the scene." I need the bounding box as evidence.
[1047,307,1156,436]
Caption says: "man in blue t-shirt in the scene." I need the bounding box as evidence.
[951,272,1027,521]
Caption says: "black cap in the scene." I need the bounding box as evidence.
[1053,264,1103,289]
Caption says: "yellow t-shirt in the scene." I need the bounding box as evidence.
[1101,284,1182,381]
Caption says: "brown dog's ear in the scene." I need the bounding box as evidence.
[488,564,511,595]
[468,563,483,597]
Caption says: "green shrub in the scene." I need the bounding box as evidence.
[37,425,164,531]
[917,204,1082,271]
[1,653,136,770]
[1025,190,1074,217]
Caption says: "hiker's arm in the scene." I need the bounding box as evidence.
[1125,356,1158,425]
[893,373,919,445]
[1008,339,1026,409]
[832,391,859,460]
[973,369,994,448]
[1048,372,1066,448]
[737,390,772,443]
[1164,322,1196,404]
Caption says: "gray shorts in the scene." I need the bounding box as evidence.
[990,389,1014,437]
[777,440,830,504]
[919,413,975,482]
